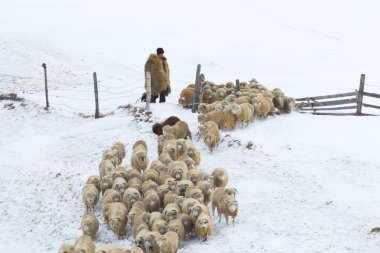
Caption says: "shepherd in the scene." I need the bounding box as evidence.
[143,47,171,103]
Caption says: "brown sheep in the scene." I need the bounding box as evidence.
[176,179,194,197]
[187,170,201,185]
[125,168,142,181]
[218,195,239,226]
[128,201,146,225]
[229,102,254,126]
[197,180,213,206]
[162,120,192,140]
[112,177,128,196]
[111,142,126,164]
[106,202,128,238]
[202,121,220,152]
[156,231,179,253]
[141,180,159,194]
[163,191,179,207]
[169,161,188,181]
[143,231,161,253]
[181,198,200,214]
[152,116,181,136]
[152,218,169,235]
[102,189,122,221]
[86,175,102,192]
[99,160,116,178]
[122,187,141,210]
[102,149,119,167]
[127,177,143,193]
[211,187,237,216]
[163,176,177,191]
[59,244,74,253]
[144,190,161,213]
[167,219,185,242]
[134,229,150,249]
[177,213,194,238]
[252,96,277,118]
[81,213,99,239]
[185,186,204,204]
[177,154,196,171]
[131,140,148,172]
[142,169,160,184]
[197,110,224,129]
[162,203,181,222]
[178,87,194,108]
[73,235,95,253]
[131,212,150,239]
[113,167,128,180]
[211,168,228,188]
[194,213,213,242]
[82,184,99,213]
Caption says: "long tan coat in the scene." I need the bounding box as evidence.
[144,54,170,96]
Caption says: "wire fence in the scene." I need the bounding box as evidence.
[0,69,193,116]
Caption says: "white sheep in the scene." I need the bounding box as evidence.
[131,140,149,172]
[82,183,99,212]
[194,213,213,242]
[211,168,228,188]
[73,235,95,253]
[81,212,99,239]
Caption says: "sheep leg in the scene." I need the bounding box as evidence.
[218,212,222,223]
[212,206,215,216]
[203,236,207,242]
[225,215,229,225]
[233,217,235,227]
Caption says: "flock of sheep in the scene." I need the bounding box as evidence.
[59,120,238,253]
[179,78,295,151]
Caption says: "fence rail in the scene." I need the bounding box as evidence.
[295,74,380,116]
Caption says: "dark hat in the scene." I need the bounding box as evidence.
[156,48,164,55]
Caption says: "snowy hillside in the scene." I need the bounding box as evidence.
[1,0,380,252]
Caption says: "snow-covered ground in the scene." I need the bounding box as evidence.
[1,0,380,252]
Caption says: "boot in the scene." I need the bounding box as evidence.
[150,95,158,103]
[159,91,166,103]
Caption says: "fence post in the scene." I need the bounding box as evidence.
[236,79,240,97]
[191,64,201,113]
[145,72,151,111]
[42,63,49,110]
[93,72,100,119]
[356,74,365,115]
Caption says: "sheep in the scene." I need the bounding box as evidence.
[112,177,128,196]
[163,191,178,207]
[194,213,213,242]
[59,244,74,253]
[144,190,161,212]
[197,180,213,206]
[99,160,116,178]
[162,203,181,222]
[186,146,201,167]
[142,180,159,194]
[185,186,204,204]
[102,149,119,167]
[158,173,173,186]
[157,184,171,203]
[211,187,238,216]
[169,161,188,181]
[188,202,210,222]
[128,201,146,225]
[218,195,239,227]
[197,110,224,129]
[106,202,128,238]
[125,168,142,181]
[127,177,143,193]
[222,108,237,130]
[158,133,176,156]
[152,116,181,136]
[211,168,228,188]
[82,184,99,212]
[102,189,122,220]
[134,229,150,249]
[152,219,169,235]
[113,167,128,180]
[111,142,126,164]
[162,120,192,140]
[215,87,227,100]
[178,87,194,108]
[176,179,194,197]
[123,247,145,253]
[202,121,220,152]
[81,212,99,238]
[143,231,161,253]
[177,213,194,238]
[156,231,179,253]
[152,161,169,176]
[171,195,185,210]
[167,219,185,241]
[149,211,163,229]
[73,235,95,253]
[197,101,221,114]
[159,151,174,166]
[175,138,188,157]
[96,244,116,253]
[131,140,148,172]
[252,96,277,118]
[132,212,150,239]
[187,170,201,185]
[202,89,218,104]
[283,96,295,113]
[181,198,200,214]
[86,175,102,192]
[229,102,254,127]
[123,187,142,210]
[142,170,160,184]
[196,171,213,186]
[164,177,177,192]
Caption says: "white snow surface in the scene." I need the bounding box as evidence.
[1,0,380,252]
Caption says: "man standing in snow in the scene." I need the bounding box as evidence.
[143,47,171,103]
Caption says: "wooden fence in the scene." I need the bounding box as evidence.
[295,74,380,116]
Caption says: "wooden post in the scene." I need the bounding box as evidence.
[236,79,240,97]
[145,72,151,111]
[191,64,201,113]
[42,63,49,110]
[356,74,365,115]
[93,72,100,119]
